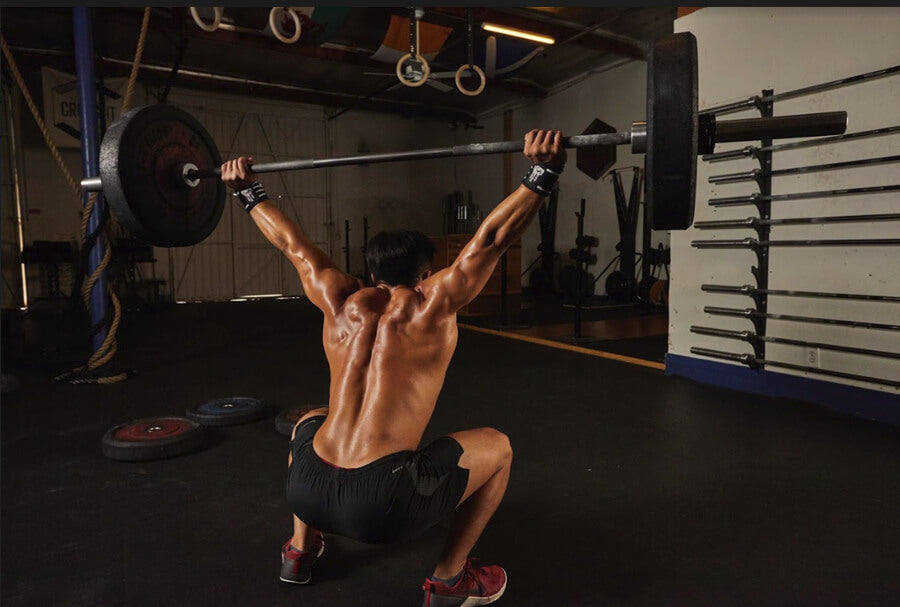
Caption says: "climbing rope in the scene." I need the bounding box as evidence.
[1,7,151,384]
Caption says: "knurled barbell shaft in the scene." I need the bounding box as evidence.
[187,131,634,181]
[78,111,847,191]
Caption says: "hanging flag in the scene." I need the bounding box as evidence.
[292,7,352,44]
[477,35,544,78]
[370,15,453,64]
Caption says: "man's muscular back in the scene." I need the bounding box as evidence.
[313,285,458,468]
[221,130,566,468]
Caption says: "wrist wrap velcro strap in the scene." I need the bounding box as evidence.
[234,182,268,212]
[522,163,564,196]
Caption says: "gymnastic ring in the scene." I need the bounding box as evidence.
[190,7,223,33]
[269,7,302,44]
[395,53,431,88]
[455,64,486,97]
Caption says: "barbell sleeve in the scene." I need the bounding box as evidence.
[712,111,848,143]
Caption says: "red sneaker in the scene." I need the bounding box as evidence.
[279,533,325,584]
[421,558,507,606]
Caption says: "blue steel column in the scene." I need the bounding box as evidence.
[72,7,109,353]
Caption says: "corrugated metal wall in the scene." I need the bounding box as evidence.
[163,90,329,302]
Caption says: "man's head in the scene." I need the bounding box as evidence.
[366,230,435,287]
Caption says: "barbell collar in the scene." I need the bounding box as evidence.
[630,121,647,154]
[81,176,103,191]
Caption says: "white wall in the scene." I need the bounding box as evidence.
[672,7,900,392]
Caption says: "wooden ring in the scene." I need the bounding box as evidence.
[455,64,486,96]
[269,7,302,44]
[189,7,223,33]
[395,53,431,88]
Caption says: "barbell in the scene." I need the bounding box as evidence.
[79,32,848,247]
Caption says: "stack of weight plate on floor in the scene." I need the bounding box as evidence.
[101,396,268,462]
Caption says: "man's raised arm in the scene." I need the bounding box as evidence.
[423,129,567,313]
[222,157,362,316]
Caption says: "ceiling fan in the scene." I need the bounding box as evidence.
[362,8,460,92]
[363,66,457,93]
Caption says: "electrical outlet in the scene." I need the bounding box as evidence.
[805,347,820,368]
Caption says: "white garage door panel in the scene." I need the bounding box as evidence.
[171,243,233,302]
[165,91,330,302]
[234,246,282,296]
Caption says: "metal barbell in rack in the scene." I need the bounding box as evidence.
[693,213,900,230]
[692,237,900,249]
[701,284,900,304]
[701,64,900,116]
[708,184,900,208]
[702,124,900,163]
[690,347,900,389]
[703,306,900,332]
[708,154,900,184]
[691,326,900,360]
[77,32,849,247]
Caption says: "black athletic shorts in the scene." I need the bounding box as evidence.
[286,416,470,545]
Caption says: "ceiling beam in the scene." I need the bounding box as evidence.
[5,45,478,124]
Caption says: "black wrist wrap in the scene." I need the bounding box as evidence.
[235,182,268,212]
[522,163,564,196]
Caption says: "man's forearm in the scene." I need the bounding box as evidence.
[473,185,544,252]
[247,200,304,252]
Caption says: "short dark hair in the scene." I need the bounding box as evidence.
[365,230,435,287]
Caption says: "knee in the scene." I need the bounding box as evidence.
[485,427,513,463]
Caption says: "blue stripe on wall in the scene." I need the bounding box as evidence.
[666,353,900,426]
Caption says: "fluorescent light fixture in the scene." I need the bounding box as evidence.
[481,23,555,45]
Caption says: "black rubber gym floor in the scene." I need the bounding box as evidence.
[3,300,900,606]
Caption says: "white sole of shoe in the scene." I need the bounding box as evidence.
[459,572,507,607]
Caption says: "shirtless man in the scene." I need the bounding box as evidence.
[221,129,566,606]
